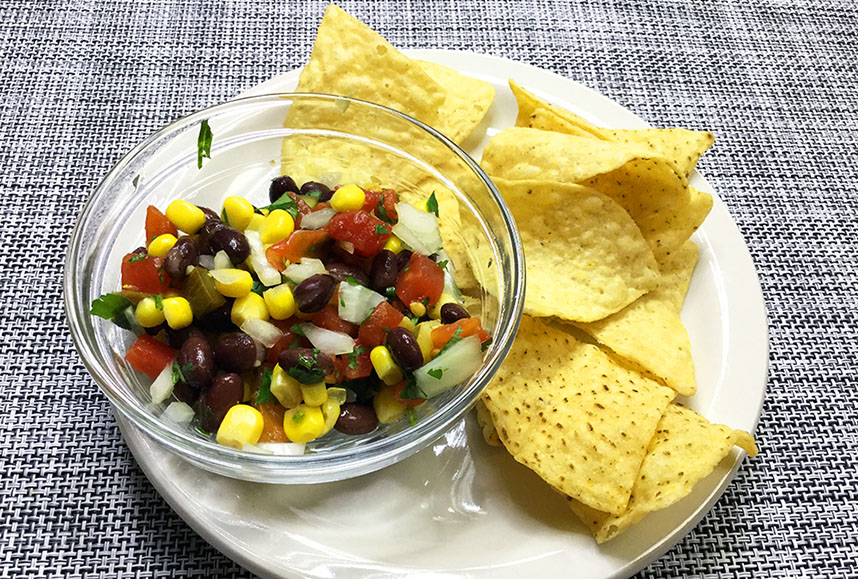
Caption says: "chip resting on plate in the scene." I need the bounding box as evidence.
[481,127,711,259]
[573,241,700,396]
[509,79,715,178]
[417,60,495,144]
[567,403,758,543]
[491,177,659,322]
[482,316,675,515]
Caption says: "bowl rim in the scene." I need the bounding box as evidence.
[64,92,525,481]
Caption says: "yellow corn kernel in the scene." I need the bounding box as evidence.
[259,209,295,244]
[320,398,341,436]
[382,235,403,254]
[162,296,193,330]
[301,382,328,407]
[246,212,266,232]
[416,320,440,363]
[147,233,178,258]
[165,200,206,234]
[270,364,303,408]
[263,284,297,320]
[283,404,326,443]
[327,387,347,405]
[213,268,253,298]
[398,316,417,335]
[370,346,404,386]
[231,292,269,327]
[409,301,426,318]
[216,404,264,449]
[330,184,365,212]
[428,293,459,320]
[135,296,165,328]
[222,196,255,231]
[373,384,407,424]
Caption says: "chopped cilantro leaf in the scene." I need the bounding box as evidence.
[481,336,493,351]
[348,346,367,370]
[374,224,389,235]
[345,276,360,286]
[221,207,230,225]
[290,324,305,337]
[259,193,299,219]
[171,361,195,384]
[153,295,163,310]
[385,287,397,299]
[426,192,439,217]
[256,367,273,405]
[399,374,426,400]
[405,407,418,426]
[427,368,444,380]
[436,260,448,270]
[197,119,213,169]
[292,410,305,423]
[128,253,147,263]
[194,425,212,437]
[376,199,393,223]
[437,326,464,356]
[89,293,133,329]
[251,280,265,296]
[340,297,346,307]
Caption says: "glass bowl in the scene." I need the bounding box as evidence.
[64,94,524,483]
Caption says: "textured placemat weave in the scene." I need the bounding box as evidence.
[2,0,857,577]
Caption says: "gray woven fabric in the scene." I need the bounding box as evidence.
[1,0,856,577]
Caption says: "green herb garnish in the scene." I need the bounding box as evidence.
[405,407,418,426]
[287,349,326,384]
[376,199,393,223]
[251,280,265,296]
[171,361,196,384]
[221,207,230,225]
[436,260,448,270]
[345,276,360,286]
[437,326,464,356]
[153,295,163,310]
[89,293,133,329]
[128,253,147,263]
[427,368,444,380]
[292,410,305,423]
[256,367,273,405]
[194,425,212,437]
[375,224,389,235]
[197,119,213,169]
[290,324,306,337]
[348,346,368,370]
[258,193,300,219]
[426,192,439,217]
[399,374,426,400]
[385,287,397,299]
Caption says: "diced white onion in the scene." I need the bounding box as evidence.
[197,254,216,270]
[162,401,195,425]
[214,250,233,270]
[255,442,307,456]
[283,257,327,284]
[414,336,482,398]
[338,281,386,324]
[240,317,284,348]
[338,240,355,254]
[245,229,282,287]
[149,362,175,404]
[300,208,336,230]
[392,202,443,256]
[297,323,355,355]
[241,443,274,455]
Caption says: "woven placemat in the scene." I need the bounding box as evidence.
[2,1,856,577]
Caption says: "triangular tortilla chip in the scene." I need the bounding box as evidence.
[568,403,757,542]
[417,60,495,144]
[482,316,675,514]
[492,178,659,322]
[573,241,700,395]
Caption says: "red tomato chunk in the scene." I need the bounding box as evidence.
[121,253,171,294]
[395,252,444,307]
[125,334,174,379]
[145,205,177,244]
[358,301,404,347]
[327,210,391,257]
[266,229,329,271]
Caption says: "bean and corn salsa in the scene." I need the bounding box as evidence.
[91,176,491,452]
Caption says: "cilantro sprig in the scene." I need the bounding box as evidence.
[89,293,133,329]
[197,119,213,169]
[258,193,300,219]
[426,192,439,217]
[256,367,273,405]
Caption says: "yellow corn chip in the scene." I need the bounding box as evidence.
[417,60,495,144]
[481,127,709,259]
[474,399,501,446]
[510,80,714,178]
[568,403,757,542]
[492,177,659,322]
[482,316,675,515]
[573,241,700,395]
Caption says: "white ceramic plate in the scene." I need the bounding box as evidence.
[118,50,767,579]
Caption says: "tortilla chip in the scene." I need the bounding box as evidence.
[474,399,501,446]
[568,403,757,542]
[482,316,675,514]
[492,178,659,322]
[510,80,714,178]
[417,60,495,144]
[573,241,700,395]
[481,127,708,259]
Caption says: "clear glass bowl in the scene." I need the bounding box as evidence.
[64,94,524,483]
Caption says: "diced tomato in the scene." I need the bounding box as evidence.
[358,301,404,347]
[256,399,288,443]
[431,317,491,350]
[392,380,426,408]
[361,189,399,222]
[265,324,301,366]
[312,304,358,337]
[124,334,174,379]
[395,252,444,307]
[333,340,372,382]
[327,210,391,257]
[145,205,178,244]
[266,229,330,271]
[121,253,171,294]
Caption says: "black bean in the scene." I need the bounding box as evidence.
[270,175,299,203]
[164,237,199,282]
[211,227,250,264]
[198,206,221,222]
[396,250,413,273]
[370,250,398,292]
[131,246,147,255]
[278,347,334,384]
[196,301,233,332]
[167,326,205,350]
[177,335,214,390]
[325,262,370,287]
[198,219,227,255]
[335,403,379,435]
[197,373,243,432]
[213,332,257,373]
[386,326,423,372]
[440,303,470,324]
[172,380,199,405]
[294,274,336,313]
[300,181,333,202]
